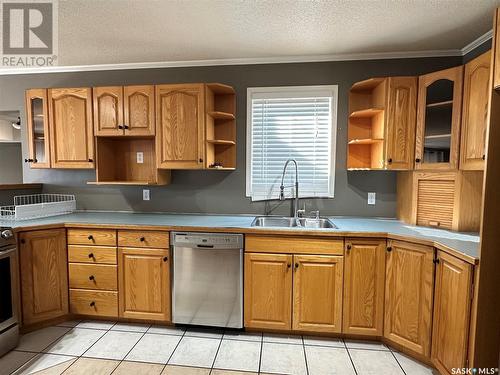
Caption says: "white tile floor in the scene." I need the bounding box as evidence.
[0,320,437,375]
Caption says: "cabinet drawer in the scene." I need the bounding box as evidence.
[416,179,455,229]
[70,289,118,317]
[69,263,117,290]
[118,230,169,248]
[68,229,117,246]
[245,235,344,255]
[68,245,117,264]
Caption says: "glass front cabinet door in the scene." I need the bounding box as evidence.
[25,88,50,168]
[415,66,463,170]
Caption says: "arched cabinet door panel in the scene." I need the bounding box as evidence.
[48,88,95,169]
[93,86,123,136]
[156,84,205,169]
[124,85,155,136]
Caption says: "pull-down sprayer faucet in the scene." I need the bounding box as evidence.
[279,159,300,218]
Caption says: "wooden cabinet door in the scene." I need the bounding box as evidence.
[386,77,417,170]
[244,253,292,330]
[19,229,68,325]
[431,251,473,374]
[124,85,155,136]
[292,254,343,333]
[460,50,491,170]
[415,66,463,170]
[93,86,124,136]
[48,88,95,168]
[118,247,170,321]
[156,84,205,169]
[384,240,434,356]
[343,239,386,336]
[25,89,51,168]
[493,9,500,89]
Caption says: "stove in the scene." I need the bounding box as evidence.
[0,227,19,357]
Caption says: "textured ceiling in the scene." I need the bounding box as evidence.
[54,0,499,66]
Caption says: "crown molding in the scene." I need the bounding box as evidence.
[461,29,493,55]
[0,32,492,76]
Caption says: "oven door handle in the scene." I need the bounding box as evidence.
[0,247,16,259]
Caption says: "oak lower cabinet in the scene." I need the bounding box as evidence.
[244,252,343,333]
[384,240,434,357]
[19,229,69,325]
[431,251,473,374]
[118,247,170,321]
[343,238,386,336]
[156,84,205,169]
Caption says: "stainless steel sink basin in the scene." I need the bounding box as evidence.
[251,216,337,229]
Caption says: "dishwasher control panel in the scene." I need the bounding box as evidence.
[171,232,243,249]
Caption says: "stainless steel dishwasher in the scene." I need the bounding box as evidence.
[171,232,244,329]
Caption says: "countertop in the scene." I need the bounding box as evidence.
[1,212,480,263]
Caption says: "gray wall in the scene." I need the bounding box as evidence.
[0,143,23,184]
[0,56,465,217]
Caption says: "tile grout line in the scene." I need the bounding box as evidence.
[256,331,264,374]
[209,329,225,373]
[344,339,360,375]
[302,335,310,375]
[389,349,408,375]
[109,324,151,375]
[162,326,188,372]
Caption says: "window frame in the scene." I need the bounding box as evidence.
[246,85,338,200]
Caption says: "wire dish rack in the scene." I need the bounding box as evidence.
[0,194,76,221]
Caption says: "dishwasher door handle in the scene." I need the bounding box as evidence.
[196,244,215,248]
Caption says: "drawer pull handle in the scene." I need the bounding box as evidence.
[88,235,93,240]
[88,253,94,259]
[140,237,145,242]
[163,256,168,262]
[90,301,95,307]
[89,275,95,281]
[387,246,392,252]
[429,221,440,227]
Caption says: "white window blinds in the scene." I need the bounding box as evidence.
[246,86,337,201]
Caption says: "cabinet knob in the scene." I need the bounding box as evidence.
[118,125,123,129]
[415,158,421,163]
[88,158,93,162]
[433,258,440,264]
[140,237,145,242]
[387,246,392,252]
[346,244,352,251]
[163,256,168,262]
[33,159,37,163]
[482,155,486,160]
[287,263,291,268]
[24,158,28,163]
[20,239,25,244]
[88,253,94,258]
[124,125,129,129]
[89,275,95,281]
[387,158,392,163]
[294,262,299,269]
[89,301,95,307]
[88,235,93,240]
[199,158,203,163]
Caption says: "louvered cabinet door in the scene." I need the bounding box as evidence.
[93,86,124,136]
[460,50,491,170]
[384,240,434,357]
[416,173,455,230]
[156,84,205,169]
[124,85,155,136]
[386,77,417,170]
[431,251,473,374]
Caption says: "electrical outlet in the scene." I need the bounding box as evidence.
[368,192,376,205]
[136,152,144,164]
[143,189,150,201]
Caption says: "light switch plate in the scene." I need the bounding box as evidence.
[136,152,144,164]
[143,189,150,201]
[368,192,376,205]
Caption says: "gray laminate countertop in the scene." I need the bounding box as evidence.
[1,212,480,262]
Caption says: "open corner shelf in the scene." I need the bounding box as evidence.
[205,83,236,170]
[347,78,388,170]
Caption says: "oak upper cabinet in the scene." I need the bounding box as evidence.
[118,247,170,321]
[415,66,463,170]
[431,251,473,374]
[460,51,491,170]
[25,89,50,168]
[94,85,155,137]
[244,253,292,330]
[343,239,386,336]
[48,88,95,168]
[156,84,205,169]
[384,240,434,357]
[386,77,417,170]
[293,254,343,333]
[19,229,68,325]
[493,8,500,89]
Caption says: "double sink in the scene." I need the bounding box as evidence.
[252,216,337,229]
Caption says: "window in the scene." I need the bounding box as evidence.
[246,85,338,201]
